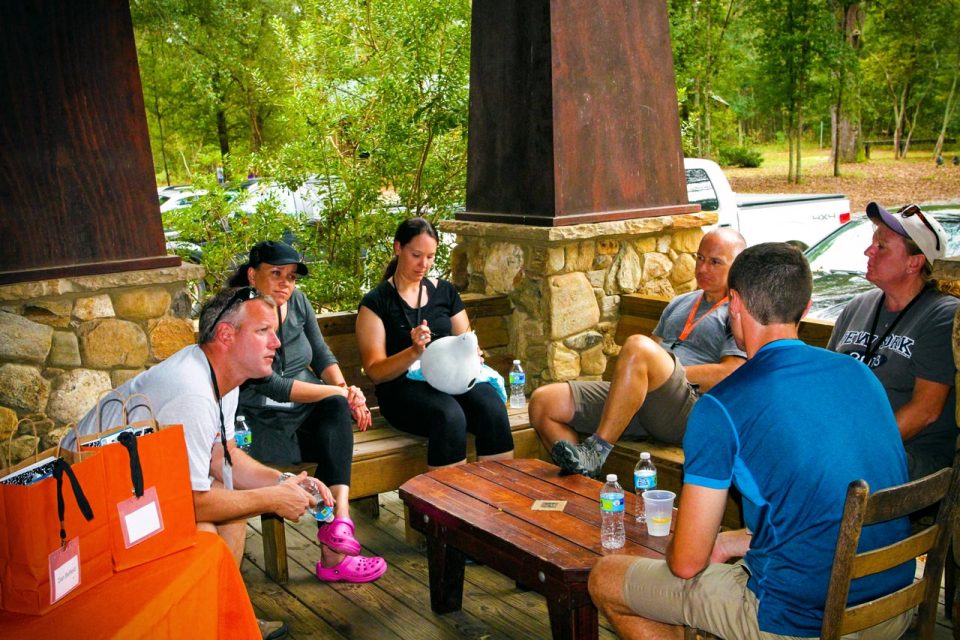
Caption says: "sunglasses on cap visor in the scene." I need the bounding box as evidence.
[897,204,941,252]
[203,286,261,340]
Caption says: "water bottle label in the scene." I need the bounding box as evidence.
[634,471,657,491]
[509,372,526,385]
[600,493,625,513]
[314,504,335,523]
[234,431,252,447]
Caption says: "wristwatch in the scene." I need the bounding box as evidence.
[277,472,296,485]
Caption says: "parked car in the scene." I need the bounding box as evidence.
[239,176,344,222]
[804,207,960,320]
[156,184,193,205]
[685,158,851,249]
[159,190,207,214]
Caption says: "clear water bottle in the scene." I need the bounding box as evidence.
[509,360,526,409]
[634,452,657,523]
[600,473,625,550]
[299,479,335,523]
[234,414,252,451]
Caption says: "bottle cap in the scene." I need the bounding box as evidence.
[512,359,520,364]
[606,474,617,482]
[640,452,650,460]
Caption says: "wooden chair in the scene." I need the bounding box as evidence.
[684,458,960,640]
[821,458,960,640]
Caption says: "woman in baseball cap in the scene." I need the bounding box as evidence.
[226,240,386,583]
[827,203,957,481]
[865,202,948,270]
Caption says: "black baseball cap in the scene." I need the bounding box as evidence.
[248,241,308,276]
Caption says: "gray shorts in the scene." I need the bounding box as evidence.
[567,352,697,444]
[622,558,913,640]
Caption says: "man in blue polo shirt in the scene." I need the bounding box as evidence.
[588,243,913,639]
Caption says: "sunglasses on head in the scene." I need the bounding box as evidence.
[897,204,941,252]
[202,286,261,341]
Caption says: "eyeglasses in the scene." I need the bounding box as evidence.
[201,286,260,342]
[898,204,941,252]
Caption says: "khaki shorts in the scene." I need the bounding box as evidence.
[568,352,697,445]
[622,558,913,640]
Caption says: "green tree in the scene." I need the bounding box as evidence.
[862,0,948,158]
[752,0,835,181]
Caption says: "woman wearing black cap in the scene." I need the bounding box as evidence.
[227,240,386,583]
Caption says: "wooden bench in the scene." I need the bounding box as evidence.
[260,294,546,584]
[603,294,836,528]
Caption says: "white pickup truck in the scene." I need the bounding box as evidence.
[685,158,851,249]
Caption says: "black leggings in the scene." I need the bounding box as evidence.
[377,378,514,467]
[297,395,354,487]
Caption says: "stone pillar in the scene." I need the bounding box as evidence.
[443,212,715,391]
[0,264,203,464]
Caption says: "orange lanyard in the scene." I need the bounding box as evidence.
[677,293,728,343]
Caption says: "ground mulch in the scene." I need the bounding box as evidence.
[725,153,960,215]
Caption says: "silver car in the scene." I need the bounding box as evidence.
[804,207,960,320]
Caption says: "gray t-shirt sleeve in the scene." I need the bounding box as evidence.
[300,296,337,375]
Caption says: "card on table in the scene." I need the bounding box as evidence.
[531,499,567,511]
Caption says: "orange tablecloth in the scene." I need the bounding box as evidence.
[0,531,258,639]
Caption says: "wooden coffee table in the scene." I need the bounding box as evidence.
[399,458,669,640]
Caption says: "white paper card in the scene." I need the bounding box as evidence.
[118,485,165,547]
[48,538,81,603]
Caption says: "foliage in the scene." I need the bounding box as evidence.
[141,0,470,311]
[718,145,764,167]
[137,0,960,310]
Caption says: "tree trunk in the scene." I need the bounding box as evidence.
[934,56,959,159]
[216,107,230,159]
[832,1,863,169]
[902,95,924,158]
[212,72,230,160]
[892,84,908,159]
[154,94,170,187]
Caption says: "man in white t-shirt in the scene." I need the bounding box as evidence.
[78,287,329,640]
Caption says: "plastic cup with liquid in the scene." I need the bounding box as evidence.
[642,489,676,537]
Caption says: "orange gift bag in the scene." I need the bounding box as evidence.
[96,395,197,571]
[0,429,111,615]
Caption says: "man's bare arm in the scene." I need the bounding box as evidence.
[684,355,746,392]
[666,484,728,579]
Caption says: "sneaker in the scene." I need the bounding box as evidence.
[551,436,606,479]
[257,619,289,640]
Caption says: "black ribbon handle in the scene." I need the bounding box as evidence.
[117,430,145,499]
[52,458,95,546]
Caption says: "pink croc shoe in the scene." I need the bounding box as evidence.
[316,554,387,583]
[317,517,362,555]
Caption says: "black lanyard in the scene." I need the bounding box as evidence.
[205,354,233,467]
[393,277,425,331]
[863,284,929,364]
[275,304,285,376]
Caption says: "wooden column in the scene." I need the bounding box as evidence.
[0,0,178,284]
[462,0,698,227]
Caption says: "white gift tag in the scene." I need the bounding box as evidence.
[48,537,81,603]
[117,485,165,547]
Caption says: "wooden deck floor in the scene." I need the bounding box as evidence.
[242,491,956,640]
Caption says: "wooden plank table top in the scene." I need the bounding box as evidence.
[399,458,669,640]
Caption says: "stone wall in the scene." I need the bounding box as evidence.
[442,212,716,392]
[0,264,203,466]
